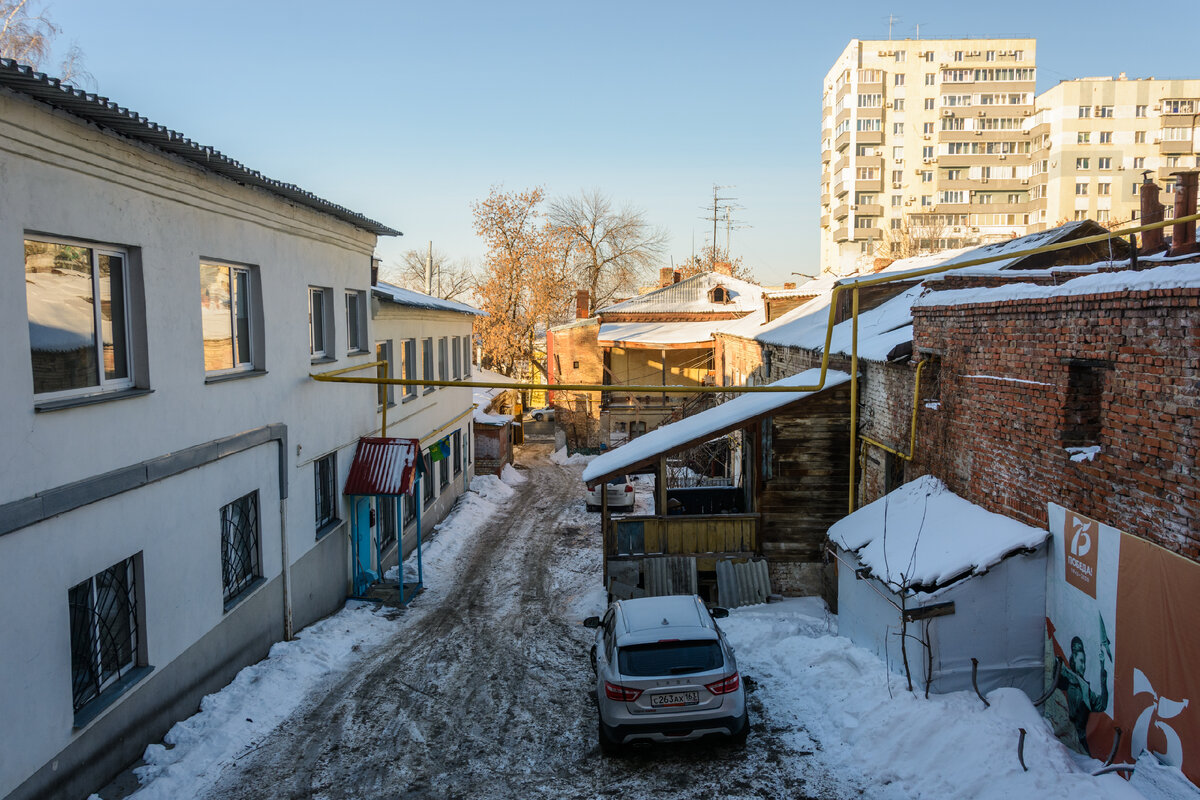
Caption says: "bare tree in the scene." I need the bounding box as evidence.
[548,189,668,314]
[876,213,952,263]
[0,0,91,85]
[676,243,756,282]
[380,248,475,301]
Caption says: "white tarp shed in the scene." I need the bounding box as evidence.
[829,475,1050,698]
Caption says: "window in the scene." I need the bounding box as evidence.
[1136,105,1147,118]
[439,452,449,490]
[437,337,448,383]
[1075,182,1089,196]
[463,337,472,377]
[924,51,934,62]
[945,169,964,180]
[1163,127,1192,141]
[894,50,906,63]
[986,50,995,62]
[376,340,394,407]
[1098,106,1113,118]
[893,122,904,135]
[1133,156,1145,168]
[1167,156,1181,167]
[1163,99,1196,114]
[1096,182,1111,196]
[1063,361,1110,446]
[1134,131,1146,144]
[1077,132,1091,144]
[855,217,875,229]
[1078,106,1092,118]
[894,73,905,86]
[1099,131,1112,144]
[891,169,903,183]
[856,167,878,180]
[452,335,462,379]
[315,453,338,534]
[857,93,882,108]
[891,194,902,207]
[923,122,934,134]
[402,491,416,528]
[1097,209,1110,222]
[924,73,935,86]
[922,146,933,159]
[1098,157,1112,170]
[1073,210,1087,221]
[921,195,932,207]
[422,450,435,508]
[220,491,261,605]
[1007,194,1022,203]
[309,287,332,359]
[26,237,134,397]
[924,98,935,110]
[890,218,902,229]
[344,290,367,354]
[856,118,881,132]
[69,556,140,715]
[453,430,462,476]
[953,51,963,62]
[893,98,905,111]
[379,497,398,550]
[400,339,417,399]
[921,170,934,183]
[1076,158,1090,170]
[1013,50,1024,61]
[422,338,434,393]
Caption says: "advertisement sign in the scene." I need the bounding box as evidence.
[1045,503,1200,782]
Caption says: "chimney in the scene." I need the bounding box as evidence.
[783,282,796,290]
[370,256,381,287]
[1168,171,1199,257]
[659,267,674,288]
[575,289,589,319]
[1140,178,1166,253]
[673,269,682,284]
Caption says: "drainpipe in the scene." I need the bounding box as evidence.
[848,286,860,514]
[279,493,293,641]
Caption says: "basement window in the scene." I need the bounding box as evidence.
[1062,360,1109,447]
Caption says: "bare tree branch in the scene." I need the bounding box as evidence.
[380,248,476,302]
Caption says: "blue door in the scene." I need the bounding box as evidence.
[353,497,376,594]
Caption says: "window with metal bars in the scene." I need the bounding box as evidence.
[221,491,261,605]
[402,491,416,528]
[379,496,398,550]
[69,556,139,714]
[422,450,435,508]
[453,430,462,477]
[315,453,338,534]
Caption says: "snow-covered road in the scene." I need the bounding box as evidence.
[189,444,841,799]
[102,444,1151,800]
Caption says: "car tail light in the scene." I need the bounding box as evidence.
[705,672,740,695]
[624,485,634,493]
[604,681,644,701]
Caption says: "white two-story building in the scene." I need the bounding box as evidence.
[0,60,399,800]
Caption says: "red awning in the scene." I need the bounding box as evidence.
[343,437,420,496]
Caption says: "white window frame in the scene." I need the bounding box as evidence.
[422,338,435,394]
[26,235,135,399]
[437,337,449,384]
[309,287,333,360]
[463,336,472,378]
[201,260,256,375]
[345,290,367,354]
[402,338,418,400]
[376,339,394,407]
[314,452,339,535]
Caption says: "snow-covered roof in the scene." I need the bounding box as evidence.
[598,272,763,315]
[829,475,1049,593]
[598,319,730,347]
[582,368,852,486]
[472,367,517,424]
[914,261,1200,308]
[373,282,484,315]
[26,271,94,352]
[922,221,1094,275]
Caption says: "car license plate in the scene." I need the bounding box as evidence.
[651,691,699,707]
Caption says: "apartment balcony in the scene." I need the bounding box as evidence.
[855,130,883,146]
[820,214,830,228]
[854,203,884,216]
[832,203,850,220]
[836,107,851,128]
[969,200,1034,213]
[855,177,883,193]
[858,79,883,93]
[938,153,1031,168]
[835,130,851,151]
[822,147,832,163]
[1160,138,1196,155]
[833,226,850,242]
[943,177,1031,191]
[851,225,884,240]
[971,80,1037,95]
[820,192,830,206]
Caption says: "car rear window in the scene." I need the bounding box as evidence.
[608,477,627,486]
[617,640,723,677]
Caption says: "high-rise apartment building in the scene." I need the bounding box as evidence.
[821,38,1038,275]
[1028,77,1200,230]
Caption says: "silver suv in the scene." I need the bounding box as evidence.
[584,595,748,753]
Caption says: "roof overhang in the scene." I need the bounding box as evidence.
[582,368,853,487]
[343,437,421,496]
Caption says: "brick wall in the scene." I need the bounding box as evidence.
[908,285,1199,559]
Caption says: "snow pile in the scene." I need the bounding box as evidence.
[111,602,398,799]
[1067,445,1101,463]
[468,472,516,502]
[722,600,1143,800]
[500,463,527,485]
[828,474,1048,591]
[598,319,726,346]
[550,446,595,466]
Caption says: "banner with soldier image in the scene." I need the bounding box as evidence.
[1046,503,1200,783]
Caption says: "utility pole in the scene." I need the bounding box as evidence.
[700,185,749,269]
[425,241,433,296]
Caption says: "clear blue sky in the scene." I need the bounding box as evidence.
[40,0,1190,285]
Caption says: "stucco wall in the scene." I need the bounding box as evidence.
[0,88,385,799]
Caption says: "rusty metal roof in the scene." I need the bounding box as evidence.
[0,59,399,237]
[343,437,420,496]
